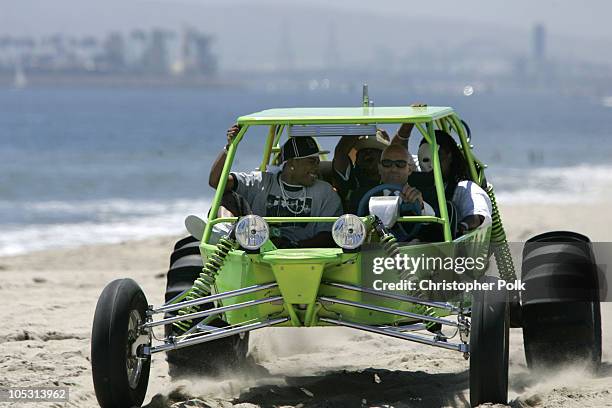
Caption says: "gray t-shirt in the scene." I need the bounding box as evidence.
[231,171,343,243]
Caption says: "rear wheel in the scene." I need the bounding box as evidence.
[173,234,198,251]
[91,279,151,408]
[169,240,200,267]
[469,275,509,407]
[521,232,601,371]
[165,237,248,378]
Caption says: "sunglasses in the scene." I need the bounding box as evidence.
[380,159,408,168]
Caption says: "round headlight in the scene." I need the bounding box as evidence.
[332,214,366,250]
[235,215,270,250]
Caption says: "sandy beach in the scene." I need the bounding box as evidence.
[1,202,610,408]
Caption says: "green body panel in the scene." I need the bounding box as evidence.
[201,223,491,327]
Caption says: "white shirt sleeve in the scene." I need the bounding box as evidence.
[422,201,435,216]
[452,181,492,223]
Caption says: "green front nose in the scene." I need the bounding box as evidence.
[271,263,324,326]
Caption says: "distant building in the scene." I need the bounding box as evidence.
[141,29,170,74]
[0,27,221,79]
[180,28,217,76]
[102,32,126,71]
[533,23,546,61]
[126,30,147,67]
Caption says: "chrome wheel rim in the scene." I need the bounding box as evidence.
[126,309,145,389]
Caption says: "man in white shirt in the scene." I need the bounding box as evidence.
[416,130,492,235]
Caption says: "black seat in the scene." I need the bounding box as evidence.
[318,160,336,187]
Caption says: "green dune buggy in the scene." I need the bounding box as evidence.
[91,104,602,407]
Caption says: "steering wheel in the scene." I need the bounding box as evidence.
[356,183,423,241]
[357,184,421,217]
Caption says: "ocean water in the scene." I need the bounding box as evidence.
[1,86,611,255]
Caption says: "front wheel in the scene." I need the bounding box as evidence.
[91,279,151,408]
[469,276,509,407]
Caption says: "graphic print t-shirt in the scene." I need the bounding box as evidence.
[231,171,343,242]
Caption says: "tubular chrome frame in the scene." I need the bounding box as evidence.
[320,317,468,353]
[140,281,471,356]
[143,317,290,355]
[318,296,463,329]
[143,296,283,329]
[151,282,279,314]
[323,281,463,314]
[377,323,428,332]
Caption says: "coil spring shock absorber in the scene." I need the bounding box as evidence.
[372,219,400,257]
[371,217,439,330]
[486,184,517,283]
[173,233,237,333]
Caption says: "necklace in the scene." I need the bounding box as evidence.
[278,176,307,215]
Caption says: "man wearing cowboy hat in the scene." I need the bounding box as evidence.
[332,128,417,213]
[209,124,342,248]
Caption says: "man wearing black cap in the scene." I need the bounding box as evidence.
[209,124,342,248]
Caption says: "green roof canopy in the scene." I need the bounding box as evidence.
[237,106,455,125]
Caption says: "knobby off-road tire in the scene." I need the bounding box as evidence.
[165,237,248,378]
[173,234,199,251]
[91,278,151,408]
[521,231,601,371]
[469,275,510,407]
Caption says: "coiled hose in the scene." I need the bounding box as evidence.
[371,217,439,330]
[486,184,517,283]
[173,235,237,333]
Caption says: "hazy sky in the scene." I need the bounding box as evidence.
[3,0,611,68]
[3,0,611,37]
[293,0,611,39]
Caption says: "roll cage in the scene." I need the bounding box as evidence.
[203,106,487,244]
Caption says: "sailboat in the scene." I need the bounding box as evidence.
[13,62,28,89]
